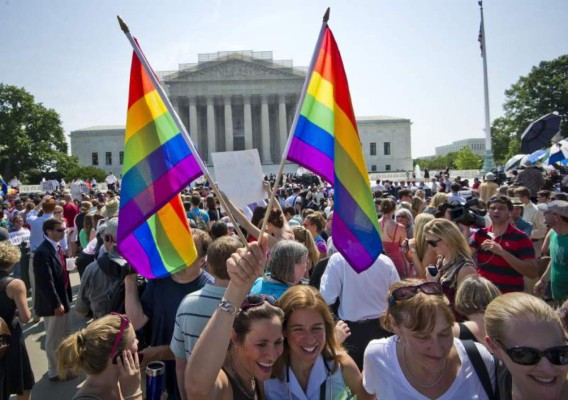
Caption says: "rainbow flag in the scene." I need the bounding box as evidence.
[117,46,202,278]
[286,25,382,272]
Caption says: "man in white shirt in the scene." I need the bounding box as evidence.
[320,252,400,370]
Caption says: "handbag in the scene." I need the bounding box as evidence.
[0,277,13,359]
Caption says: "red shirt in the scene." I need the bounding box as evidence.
[470,224,535,293]
[63,202,79,228]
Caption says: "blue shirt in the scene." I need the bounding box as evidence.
[28,213,53,251]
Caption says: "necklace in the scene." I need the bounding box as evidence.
[402,343,448,388]
[230,366,256,400]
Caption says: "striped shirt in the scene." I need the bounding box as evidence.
[170,284,226,359]
[470,224,535,293]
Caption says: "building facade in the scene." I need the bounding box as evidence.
[435,138,486,157]
[71,51,412,176]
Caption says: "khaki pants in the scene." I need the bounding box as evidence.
[44,312,72,378]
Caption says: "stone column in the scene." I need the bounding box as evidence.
[224,96,234,152]
[206,97,216,163]
[189,97,198,148]
[260,95,272,163]
[243,95,253,150]
[278,95,288,157]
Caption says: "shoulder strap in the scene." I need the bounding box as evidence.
[319,359,331,400]
[462,339,497,400]
[0,276,13,292]
[458,323,477,342]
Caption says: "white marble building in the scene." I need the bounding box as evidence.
[435,138,486,157]
[70,51,412,176]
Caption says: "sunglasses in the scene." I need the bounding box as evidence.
[109,313,130,359]
[426,238,442,248]
[389,282,443,305]
[54,228,66,233]
[495,340,568,366]
[241,294,278,312]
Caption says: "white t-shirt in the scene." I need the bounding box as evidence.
[363,336,495,400]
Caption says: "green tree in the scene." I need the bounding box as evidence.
[415,153,457,171]
[0,84,68,180]
[454,146,482,169]
[491,54,568,163]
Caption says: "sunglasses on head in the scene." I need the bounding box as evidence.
[109,312,130,359]
[426,238,442,248]
[241,294,278,312]
[389,282,443,305]
[495,340,568,366]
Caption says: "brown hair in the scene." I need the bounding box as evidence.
[233,302,284,344]
[454,275,501,316]
[206,236,241,280]
[380,198,396,214]
[381,279,455,334]
[42,198,57,214]
[292,226,319,268]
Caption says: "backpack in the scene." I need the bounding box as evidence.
[191,210,208,231]
[0,277,14,359]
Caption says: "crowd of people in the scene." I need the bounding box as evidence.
[0,163,567,399]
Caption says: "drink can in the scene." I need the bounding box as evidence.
[146,361,165,400]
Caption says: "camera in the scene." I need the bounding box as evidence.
[448,200,486,228]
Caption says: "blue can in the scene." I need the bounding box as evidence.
[146,361,165,400]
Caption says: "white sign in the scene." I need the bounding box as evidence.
[211,149,265,208]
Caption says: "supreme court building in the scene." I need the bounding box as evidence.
[71,50,412,177]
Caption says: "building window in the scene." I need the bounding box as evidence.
[92,152,98,166]
[370,142,376,156]
[385,164,391,171]
[119,151,124,165]
[384,142,391,155]
[106,152,112,166]
[371,165,377,172]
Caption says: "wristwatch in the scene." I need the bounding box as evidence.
[218,299,241,316]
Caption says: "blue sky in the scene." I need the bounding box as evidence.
[1,0,567,158]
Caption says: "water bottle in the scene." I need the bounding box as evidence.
[146,361,165,400]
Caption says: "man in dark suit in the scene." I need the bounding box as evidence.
[33,217,73,381]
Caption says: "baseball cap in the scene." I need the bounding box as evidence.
[538,200,568,218]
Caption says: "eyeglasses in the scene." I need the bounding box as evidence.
[495,339,568,366]
[109,312,130,359]
[426,238,442,247]
[241,294,278,312]
[389,282,443,305]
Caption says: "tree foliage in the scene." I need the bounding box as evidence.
[0,84,69,180]
[491,54,568,163]
[454,146,482,170]
[415,153,457,171]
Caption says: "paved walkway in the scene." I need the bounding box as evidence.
[12,269,89,399]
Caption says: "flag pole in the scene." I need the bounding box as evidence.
[478,1,495,173]
[117,16,250,248]
[257,7,330,239]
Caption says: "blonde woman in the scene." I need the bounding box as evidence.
[423,219,478,318]
[406,213,436,278]
[486,293,568,400]
[292,225,319,274]
[424,192,448,215]
[411,196,425,219]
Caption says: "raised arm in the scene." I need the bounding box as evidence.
[185,240,268,400]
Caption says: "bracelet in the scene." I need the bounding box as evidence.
[124,390,143,399]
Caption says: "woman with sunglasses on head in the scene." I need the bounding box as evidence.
[265,285,371,399]
[423,218,478,318]
[186,240,285,400]
[485,292,568,400]
[251,240,309,299]
[56,313,141,400]
[363,279,495,399]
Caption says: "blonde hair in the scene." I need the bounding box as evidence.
[429,192,448,209]
[292,226,319,268]
[381,279,454,334]
[486,292,564,343]
[411,196,424,218]
[424,219,473,263]
[413,213,434,260]
[274,286,343,377]
[0,242,21,269]
[56,315,133,378]
[455,276,501,316]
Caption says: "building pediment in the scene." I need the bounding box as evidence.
[166,58,305,82]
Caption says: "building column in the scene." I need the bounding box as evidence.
[189,97,199,148]
[206,97,216,164]
[261,95,272,163]
[224,96,234,152]
[278,95,288,157]
[243,95,253,150]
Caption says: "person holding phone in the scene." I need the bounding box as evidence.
[57,313,142,400]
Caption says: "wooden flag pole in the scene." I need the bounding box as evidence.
[117,16,250,249]
[257,8,330,240]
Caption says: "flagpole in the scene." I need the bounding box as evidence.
[257,8,330,239]
[117,16,250,248]
[479,1,495,173]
